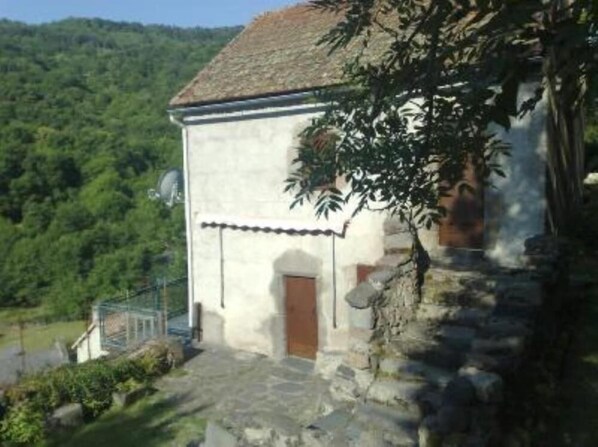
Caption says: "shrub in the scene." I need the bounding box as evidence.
[0,341,174,444]
[115,377,142,393]
[0,401,45,445]
[4,357,163,418]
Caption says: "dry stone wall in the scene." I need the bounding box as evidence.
[328,218,565,446]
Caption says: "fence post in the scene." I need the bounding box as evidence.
[195,302,202,342]
[163,278,169,336]
[85,309,91,362]
[18,318,26,376]
[126,289,130,346]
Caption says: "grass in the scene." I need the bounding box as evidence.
[165,367,189,378]
[0,306,86,352]
[46,392,206,447]
[0,306,54,326]
[0,320,87,352]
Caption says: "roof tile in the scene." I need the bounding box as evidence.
[170,2,372,107]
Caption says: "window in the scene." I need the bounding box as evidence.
[356,264,376,284]
[298,130,339,190]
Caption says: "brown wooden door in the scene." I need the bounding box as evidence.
[439,162,484,249]
[357,265,376,284]
[285,276,318,360]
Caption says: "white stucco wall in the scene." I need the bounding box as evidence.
[484,84,549,266]
[74,324,107,363]
[180,87,549,358]
[418,84,549,267]
[184,105,387,358]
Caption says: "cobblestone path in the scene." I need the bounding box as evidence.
[156,344,334,442]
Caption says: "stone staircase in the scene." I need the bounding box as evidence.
[301,217,561,446]
[311,259,546,446]
[198,226,561,446]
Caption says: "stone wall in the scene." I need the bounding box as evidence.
[343,217,419,371]
[330,220,565,446]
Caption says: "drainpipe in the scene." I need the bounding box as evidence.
[332,233,337,329]
[169,113,196,331]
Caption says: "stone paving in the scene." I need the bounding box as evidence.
[156,343,336,444]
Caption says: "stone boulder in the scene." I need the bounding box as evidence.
[419,416,442,447]
[437,405,471,435]
[48,403,84,430]
[459,367,504,404]
[442,377,477,407]
[204,421,238,447]
[345,282,381,309]
[584,172,598,185]
[128,336,185,370]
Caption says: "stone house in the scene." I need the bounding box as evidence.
[167,3,584,365]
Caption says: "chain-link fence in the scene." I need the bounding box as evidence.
[97,278,189,351]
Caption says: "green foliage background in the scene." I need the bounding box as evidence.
[0,18,239,317]
[586,81,598,172]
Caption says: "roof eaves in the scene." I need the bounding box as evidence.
[167,84,346,115]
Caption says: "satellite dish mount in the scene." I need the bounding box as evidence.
[148,168,184,208]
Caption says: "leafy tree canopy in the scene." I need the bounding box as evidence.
[287,0,596,230]
[0,18,240,316]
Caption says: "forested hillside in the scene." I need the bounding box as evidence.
[0,18,240,317]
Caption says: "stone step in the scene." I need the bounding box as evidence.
[376,253,412,269]
[421,268,498,309]
[389,337,464,370]
[379,356,455,389]
[416,303,491,328]
[464,352,520,375]
[420,289,497,309]
[492,301,539,319]
[488,277,543,319]
[477,317,532,339]
[366,378,430,412]
[424,268,499,292]
[401,321,476,351]
[495,280,542,306]
[430,248,486,268]
[471,335,527,357]
[307,409,352,433]
[354,402,419,447]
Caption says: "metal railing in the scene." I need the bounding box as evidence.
[97,278,189,351]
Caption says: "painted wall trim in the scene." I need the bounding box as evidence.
[169,114,196,328]
[195,213,349,236]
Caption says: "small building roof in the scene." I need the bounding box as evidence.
[169,3,379,108]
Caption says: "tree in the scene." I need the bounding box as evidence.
[287,0,596,234]
[0,19,240,313]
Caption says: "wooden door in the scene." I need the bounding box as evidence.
[357,265,376,284]
[439,162,484,249]
[285,276,318,360]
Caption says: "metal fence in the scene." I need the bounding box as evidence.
[97,278,189,351]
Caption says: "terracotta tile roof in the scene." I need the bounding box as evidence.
[169,2,382,107]
[170,3,541,108]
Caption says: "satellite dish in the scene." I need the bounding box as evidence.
[148,168,184,207]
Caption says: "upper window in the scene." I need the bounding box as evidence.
[298,130,339,190]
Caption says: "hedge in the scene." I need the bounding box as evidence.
[0,341,173,445]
